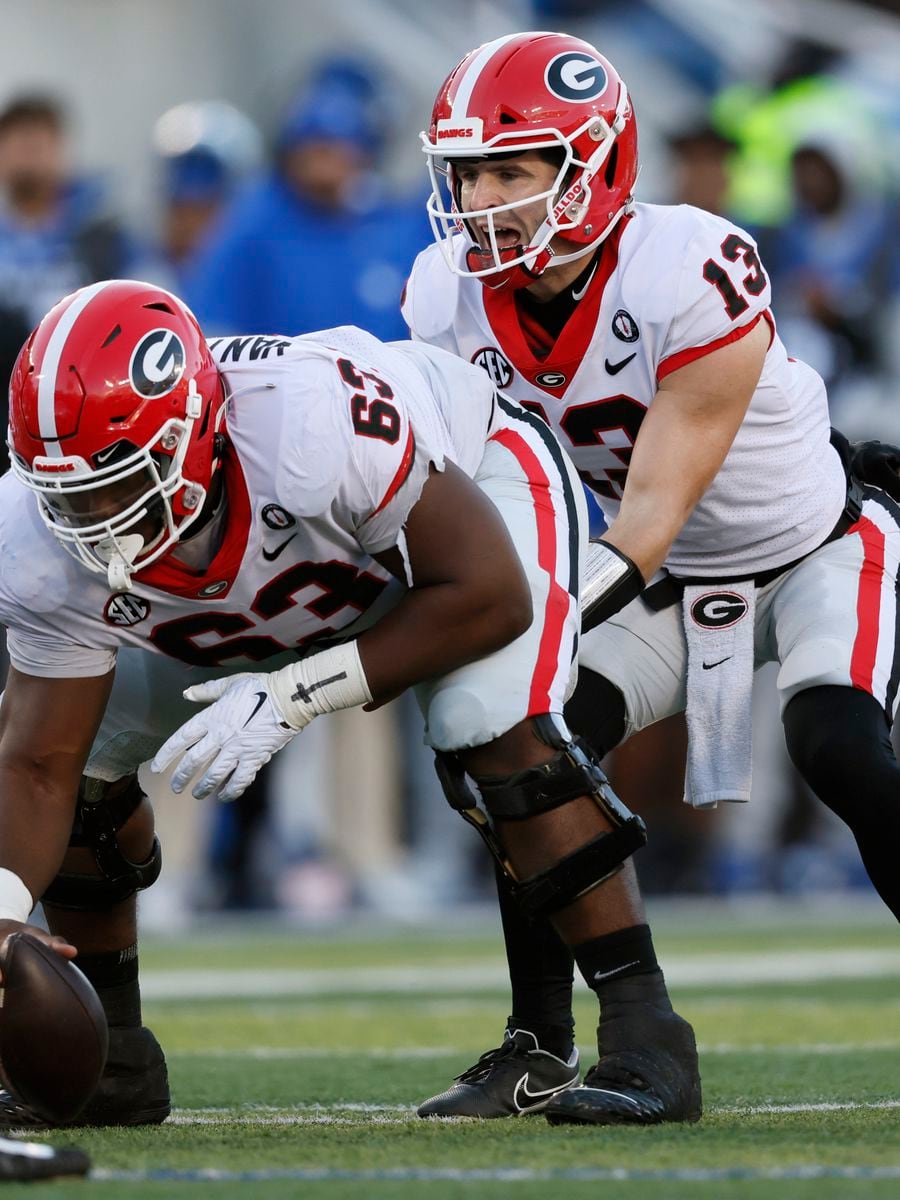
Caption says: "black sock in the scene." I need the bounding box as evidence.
[76,943,142,1028]
[506,1017,574,1061]
[572,924,660,996]
[495,866,575,1059]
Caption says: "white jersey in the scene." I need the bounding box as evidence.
[0,329,497,679]
[402,202,847,577]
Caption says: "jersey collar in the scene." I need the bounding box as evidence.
[131,440,252,600]
[482,216,630,393]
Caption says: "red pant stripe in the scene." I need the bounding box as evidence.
[489,427,570,713]
[848,515,886,693]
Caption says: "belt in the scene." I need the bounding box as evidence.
[643,477,865,613]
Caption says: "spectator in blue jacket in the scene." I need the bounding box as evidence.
[153,100,263,285]
[0,93,152,470]
[769,132,897,397]
[182,56,430,339]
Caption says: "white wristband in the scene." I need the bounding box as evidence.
[269,641,373,731]
[582,541,631,606]
[0,868,34,924]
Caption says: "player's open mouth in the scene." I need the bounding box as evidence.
[478,224,522,250]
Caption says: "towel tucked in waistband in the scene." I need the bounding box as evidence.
[681,581,756,809]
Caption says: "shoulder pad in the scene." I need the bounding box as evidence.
[402,242,462,342]
[0,477,84,614]
[273,349,355,519]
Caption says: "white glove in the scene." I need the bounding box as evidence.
[149,672,298,802]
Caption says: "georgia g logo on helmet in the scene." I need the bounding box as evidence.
[129,329,186,399]
[545,51,608,103]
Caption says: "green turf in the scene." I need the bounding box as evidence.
[8,907,899,1198]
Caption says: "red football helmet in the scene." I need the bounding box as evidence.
[421,31,638,288]
[8,279,225,591]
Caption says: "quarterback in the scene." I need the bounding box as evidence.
[0,278,656,1126]
[403,31,900,1124]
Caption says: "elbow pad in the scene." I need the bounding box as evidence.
[581,541,645,633]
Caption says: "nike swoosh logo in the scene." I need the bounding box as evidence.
[605,353,636,375]
[94,444,120,465]
[513,1071,578,1112]
[262,533,297,562]
[593,959,641,983]
[702,657,732,670]
[242,691,268,727]
[574,1086,643,1109]
[572,264,598,302]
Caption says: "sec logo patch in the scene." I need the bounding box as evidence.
[104,594,150,627]
[472,346,513,388]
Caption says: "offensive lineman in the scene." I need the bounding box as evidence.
[403,31,900,1125]
[0,279,654,1125]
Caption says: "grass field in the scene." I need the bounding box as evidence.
[7,899,899,1199]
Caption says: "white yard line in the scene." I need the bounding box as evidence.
[171,1039,900,1059]
[141,948,900,999]
[174,1046,457,1059]
[89,1165,900,1183]
[162,1098,900,1124]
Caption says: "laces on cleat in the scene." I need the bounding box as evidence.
[455,1035,531,1084]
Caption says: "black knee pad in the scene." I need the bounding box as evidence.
[435,715,646,918]
[564,669,627,755]
[783,685,896,819]
[41,775,162,911]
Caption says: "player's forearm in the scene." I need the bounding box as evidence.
[603,484,698,580]
[0,763,77,908]
[604,408,741,578]
[357,577,532,705]
[604,322,768,579]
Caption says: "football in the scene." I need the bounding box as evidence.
[0,933,108,1123]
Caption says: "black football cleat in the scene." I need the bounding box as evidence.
[0,1135,90,1181]
[417,1028,580,1118]
[0,1025,170,1129]
[543,992,701,1126]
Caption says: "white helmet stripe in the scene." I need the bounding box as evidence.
[37,279,115,456]
[450,33,534,123]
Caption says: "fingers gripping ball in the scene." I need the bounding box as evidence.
[0,934,109,1123]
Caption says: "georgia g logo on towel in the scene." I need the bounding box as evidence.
[690,591,749,629]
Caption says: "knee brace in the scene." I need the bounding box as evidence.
[41,774,163,911]
[435,715,646,918]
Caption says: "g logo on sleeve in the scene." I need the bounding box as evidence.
[129,330,186,398]
[545,52,608,103]
[690,591,749,630]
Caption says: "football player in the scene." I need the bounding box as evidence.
[403,31,900,1125]
[0,279,654,1125]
